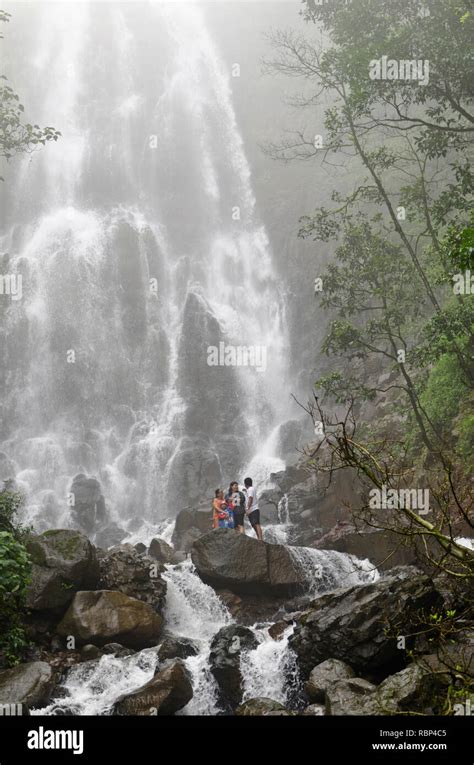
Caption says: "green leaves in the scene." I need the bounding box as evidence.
[0,14,61,175]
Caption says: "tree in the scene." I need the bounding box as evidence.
[264,0,474,575]
[0,10,60,178]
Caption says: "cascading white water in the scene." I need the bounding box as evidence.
[240,624,300,706]
[288,545,380,597]
[162,559,232,715]
[0,1,290,537]
[32,647,159,716]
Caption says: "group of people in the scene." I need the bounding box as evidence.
[212,476,263,542]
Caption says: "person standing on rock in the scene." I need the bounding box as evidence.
[212,489,228,529]
[243,477,263,541]
[225,481,246,535]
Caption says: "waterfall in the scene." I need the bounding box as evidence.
[0,1,290,536]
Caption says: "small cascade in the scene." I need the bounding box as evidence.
[162,559,232,715]
[287,545,379,597]
[265,493,291,544]
[240,624,301,707]
[31,648,159,716]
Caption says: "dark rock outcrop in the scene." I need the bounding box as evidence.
[290,568,442,677]
[56,590,163,648]
[114,659,192,715]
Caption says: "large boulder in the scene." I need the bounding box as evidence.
[98,544,166,614]
[209,625,259,709]
[0,661,57,712]
[114,659,192,715]
[56,590,163,648]
[26,529,100,612]
[192,529,309,596]
[290,568,442,677]
[306,659,355,703]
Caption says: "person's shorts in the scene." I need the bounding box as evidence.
[233,510,245,528]
[248,509,260,527]
[218,517,227,528]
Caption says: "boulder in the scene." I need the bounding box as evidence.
[325,678,379,715]
[268,621,289,641]
[305,659,355,702]
[192,529,308,596]
[114,659,192,715]
[26,529,100,612]
[209,625,259,709]
[56,590,163,648]
[0,661,57,712]
[157,637,199,662]
[290,569,441,677]
[79,644,102,661]
[325,662,444,716]
[235,698,289,716]
[148,537,175,565]
[98,544,167,614]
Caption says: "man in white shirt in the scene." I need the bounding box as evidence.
[243,476,263,542]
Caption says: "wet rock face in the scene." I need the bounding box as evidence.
[114,659,193,716]
[56,590,164,648]
[26,529,100,612]
[98,544,167,614]
[209,625,259,710]
[68,474,107,538]
[290,569,442,677]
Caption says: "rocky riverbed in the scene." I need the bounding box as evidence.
[0,506,472,716]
